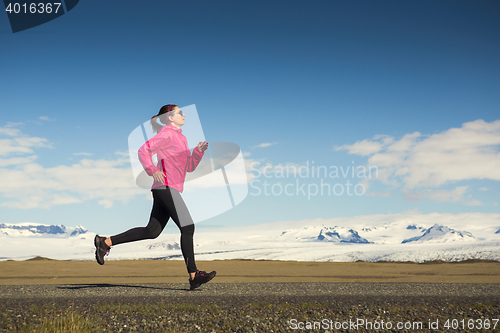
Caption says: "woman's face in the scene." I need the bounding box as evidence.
[169,106,185,128]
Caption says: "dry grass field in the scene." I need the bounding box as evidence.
[0,258,499,285]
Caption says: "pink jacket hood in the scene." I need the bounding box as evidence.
[138,124,204,192]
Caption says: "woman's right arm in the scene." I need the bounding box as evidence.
[138,134,170,177]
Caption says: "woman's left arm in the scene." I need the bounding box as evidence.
[186,141,208,172]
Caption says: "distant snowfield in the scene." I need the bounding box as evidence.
[1,212,499,262]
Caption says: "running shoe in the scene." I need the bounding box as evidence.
[189,270,216,290]
[94,235,110,265]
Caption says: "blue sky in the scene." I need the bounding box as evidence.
[1,0,499,235]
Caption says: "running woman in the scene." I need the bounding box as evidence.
[94,104,216,290]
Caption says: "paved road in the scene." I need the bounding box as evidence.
[1,282,499,300]
[1,283,499,332]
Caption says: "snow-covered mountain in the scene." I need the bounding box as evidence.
[402,224,475,243]
[0,223,87,237]
[146,242,181,250]
[1,213,499,262]
[280,226,372,243]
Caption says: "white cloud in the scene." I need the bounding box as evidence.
[38,116,55,121]
[98,199,114,209]
[0,124,52,156]
[465,200,484,206]
[335,139,385,156]
[0,155,144,209]
[336,119,500,191]
[0,126,21,137]
[0,156,37,167]
[402,191,420,202]
[73,152,94,156]
[418,186,468,203]
[0,124,144,209]
[479,187,488,191]
[254,142,279,148]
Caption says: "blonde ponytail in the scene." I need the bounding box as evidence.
[150,115,164,134]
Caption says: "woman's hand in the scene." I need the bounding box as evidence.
[152,171,166,183]
[197,141,208,153]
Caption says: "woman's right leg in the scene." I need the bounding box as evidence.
[109,196,170,246]
[149,188,198,274]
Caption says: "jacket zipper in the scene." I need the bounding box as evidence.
[182,136,189,176]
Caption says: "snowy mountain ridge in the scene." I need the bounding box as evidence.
[1,212,499,262]
[277,222,475,245]
[1,221,474,244]
[402,224,475,243]
[0,223,87,237]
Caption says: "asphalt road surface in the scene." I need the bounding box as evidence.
[1,283,499,332]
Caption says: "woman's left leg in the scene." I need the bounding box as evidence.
[152,188,197,274]
[154,187,216,289]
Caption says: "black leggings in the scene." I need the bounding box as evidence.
[110,187,197,273]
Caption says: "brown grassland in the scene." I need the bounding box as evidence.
[0,258,499,285]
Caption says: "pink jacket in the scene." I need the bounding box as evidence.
[138,124,204,192]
